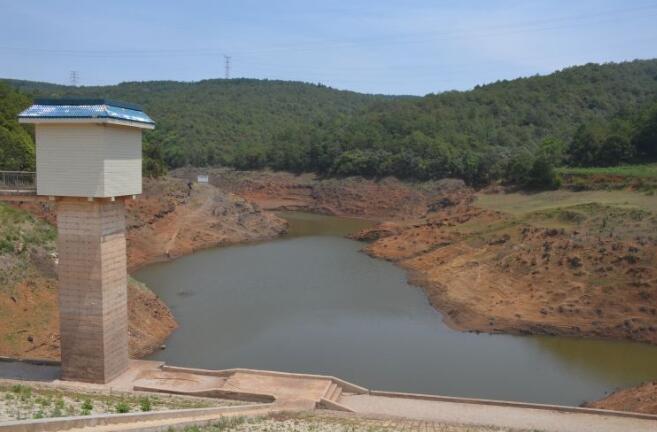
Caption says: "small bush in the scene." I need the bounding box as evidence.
[81,399,93,411]
[139,397,152,412]
[11,384,32,401]
[0,238,14,253]
[35,396,51,407]
[115,401,130,414]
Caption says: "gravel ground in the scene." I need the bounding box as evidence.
[0,383,242,422]
[185,412,526,432]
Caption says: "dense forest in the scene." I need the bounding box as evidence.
[0,83,34,171]
[4,78,391,172]
[2,59,657,187]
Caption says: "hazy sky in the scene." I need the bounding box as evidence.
[1,0,657,95]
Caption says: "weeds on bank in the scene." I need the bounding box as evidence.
[0,383,218,422]
[184,416,247,431]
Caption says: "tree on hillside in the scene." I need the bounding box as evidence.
[0,83,35,171]
[633,103,657,159]
[142,140,167,178]
[567,121,635,167]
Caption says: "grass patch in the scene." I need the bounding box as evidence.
[475,190,657,215]
[0,203,56,291]
[0,383,225,422]
[557,163,657,178]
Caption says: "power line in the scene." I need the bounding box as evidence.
[223,55,231,79]
[69,70,79,86]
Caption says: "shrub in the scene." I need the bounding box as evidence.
[139,397,152,412]
[81,399,93,413]
[525,158,561,190]
[115,401,130,413]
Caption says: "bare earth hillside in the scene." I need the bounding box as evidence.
[0,177,286,360]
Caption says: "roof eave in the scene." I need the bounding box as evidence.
[18,117,155,130]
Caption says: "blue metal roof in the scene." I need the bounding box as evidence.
[18,98,155,126]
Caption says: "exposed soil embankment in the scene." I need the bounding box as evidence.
[0,278,176,359]
[356,195,657,346]
[173,167,465,221]
[1,176,287,361]
[126,177,287,270]
[585,381,657,414]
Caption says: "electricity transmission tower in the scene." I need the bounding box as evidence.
[223,55,231,79]
[69,70,79,86]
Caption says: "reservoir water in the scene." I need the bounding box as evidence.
[136,212,657,406]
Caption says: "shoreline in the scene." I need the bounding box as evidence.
[3,170,657,414]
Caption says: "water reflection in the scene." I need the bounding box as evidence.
[531,336,657,383]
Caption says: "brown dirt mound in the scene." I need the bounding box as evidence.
[584,381,657,414]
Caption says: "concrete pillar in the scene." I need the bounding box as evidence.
[57,198,129,383]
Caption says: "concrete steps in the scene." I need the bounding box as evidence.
[325,382,343,402]
[318,381,352,412]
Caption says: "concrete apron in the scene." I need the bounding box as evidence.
[2,359,657,432]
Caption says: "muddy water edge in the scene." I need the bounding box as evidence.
[134,212,657,406]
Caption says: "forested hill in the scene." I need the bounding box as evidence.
[3,78,396,169]
[356,59,657,154]
[313,59,657,183]
[2,59,657,185]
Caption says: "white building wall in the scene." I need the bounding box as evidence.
[101,125,142,197]
[36,124,105,197]
[36,124,142,198]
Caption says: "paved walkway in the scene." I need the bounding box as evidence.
[341,394,657,432]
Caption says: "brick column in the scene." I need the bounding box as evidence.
[57,198,129,383]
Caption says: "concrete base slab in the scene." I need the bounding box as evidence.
[3,359,657,432]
